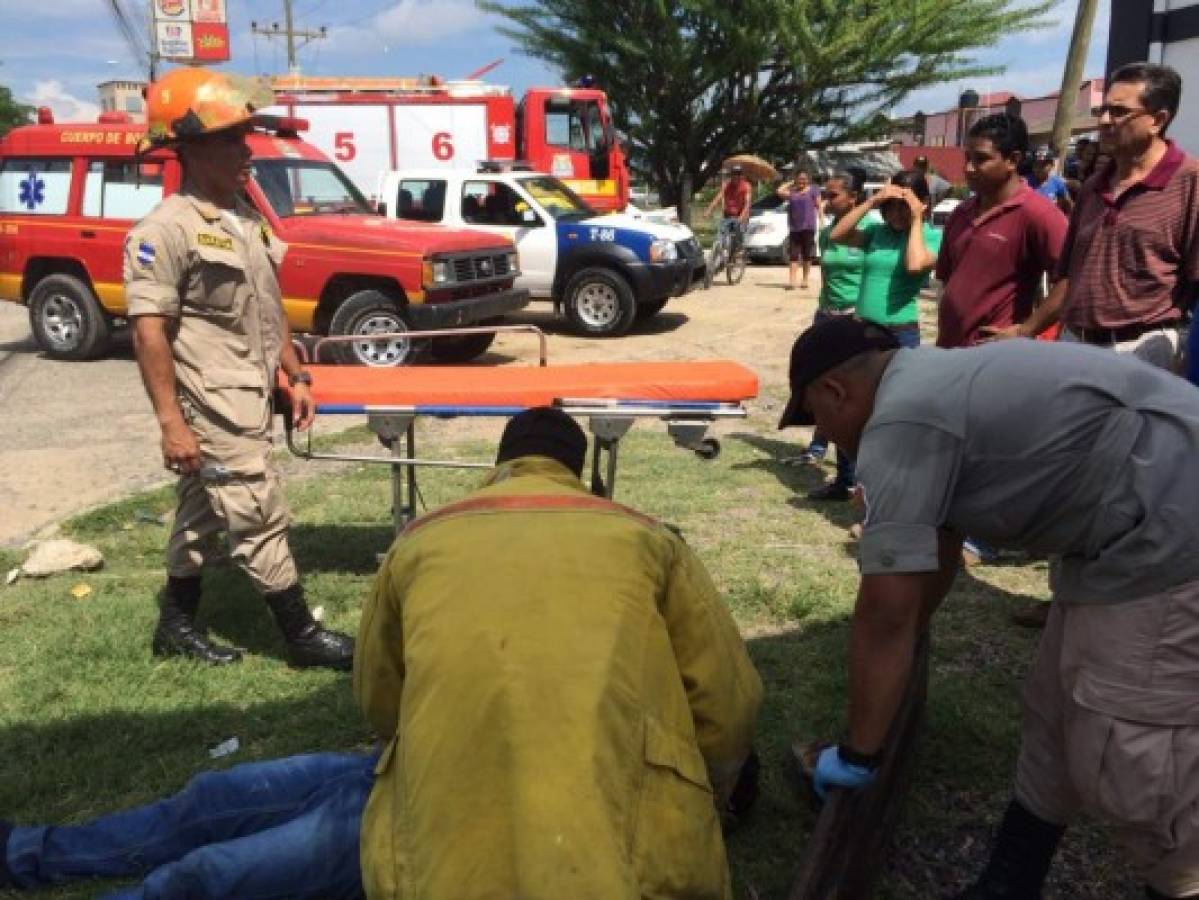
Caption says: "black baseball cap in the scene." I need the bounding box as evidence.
[497,406,588,476]
[777,317,900,428]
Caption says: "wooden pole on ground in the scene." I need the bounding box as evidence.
[788,631,931,900]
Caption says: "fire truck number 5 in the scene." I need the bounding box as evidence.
[334,131,356,161]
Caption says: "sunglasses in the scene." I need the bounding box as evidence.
[1096,104,1152,123]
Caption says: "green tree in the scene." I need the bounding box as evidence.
[0,84,34,137]
[482,0,1053,221]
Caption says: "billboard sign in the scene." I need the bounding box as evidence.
[154,0,230,63]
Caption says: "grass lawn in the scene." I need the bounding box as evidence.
[0,419,1140,898]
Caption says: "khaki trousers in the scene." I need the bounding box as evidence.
[1016,581,1199,896]
[166,459,298,595]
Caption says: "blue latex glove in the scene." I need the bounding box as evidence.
[813,745,877,800]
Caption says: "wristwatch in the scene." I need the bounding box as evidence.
[288,370,313,387]
[837,744,884,770]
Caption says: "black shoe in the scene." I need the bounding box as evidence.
[265,584,355,671]
[951,801,1065,900]
[152,576,242,666]
[807,481,851,501]
[286,624,355,671]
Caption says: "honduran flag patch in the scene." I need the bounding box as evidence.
[136,241,156,268]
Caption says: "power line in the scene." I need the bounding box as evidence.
[251,1,328,75]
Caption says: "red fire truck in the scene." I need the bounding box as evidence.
[267,75,630,213]
[0,110,527,365]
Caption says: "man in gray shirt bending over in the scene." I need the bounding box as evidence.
[778,316,1199,899]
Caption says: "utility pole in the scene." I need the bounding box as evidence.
[1049,0,1099,163]
[251,1,327,76]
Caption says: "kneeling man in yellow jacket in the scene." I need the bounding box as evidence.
[354,407,763,899]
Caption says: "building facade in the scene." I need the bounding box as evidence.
[97,81,148,122]
[894,79,1104,150]
[1108,1,1199,153]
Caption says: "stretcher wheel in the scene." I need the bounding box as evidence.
[694,438,721,460]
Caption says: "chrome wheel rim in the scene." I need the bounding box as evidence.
[576,282,620,328]
[40,293,84,350]
[352,313,412,366]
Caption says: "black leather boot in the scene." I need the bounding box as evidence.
[951,800,1066,899]
[152,575,242,665]
[264,584,354,671]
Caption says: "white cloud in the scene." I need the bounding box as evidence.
[23,80,100,123]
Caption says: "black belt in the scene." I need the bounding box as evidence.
[1070,321,1180,346]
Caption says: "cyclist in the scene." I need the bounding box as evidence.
[705,165,752,261]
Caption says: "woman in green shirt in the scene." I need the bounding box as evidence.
[788,173,865,499]
[829,170,941,347]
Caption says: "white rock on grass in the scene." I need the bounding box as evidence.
[21,539,104,578]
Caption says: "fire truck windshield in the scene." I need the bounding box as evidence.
[251,159,373,218]
[521,176,593,220]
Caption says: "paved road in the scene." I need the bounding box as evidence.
[0,265,806,547]
[0,302,167,546]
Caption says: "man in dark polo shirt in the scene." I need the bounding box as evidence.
[990,63,1199,368]
[937,113,1067,350]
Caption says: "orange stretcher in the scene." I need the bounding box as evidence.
[281,326,759,531]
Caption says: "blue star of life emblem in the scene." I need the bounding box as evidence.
[18,172,45,211]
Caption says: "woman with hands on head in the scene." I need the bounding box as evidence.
[829,170,941,348]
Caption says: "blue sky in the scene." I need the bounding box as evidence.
[0,0,1109,123]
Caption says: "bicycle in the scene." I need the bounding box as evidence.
[706,216,748,287]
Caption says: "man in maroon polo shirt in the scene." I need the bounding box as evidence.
[937,113,1067,350]
[988,63,1199,368]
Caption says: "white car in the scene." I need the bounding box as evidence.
[742,195,793,264]
[377,167,705,336]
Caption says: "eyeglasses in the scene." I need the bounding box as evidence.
[1096,103,1152,123]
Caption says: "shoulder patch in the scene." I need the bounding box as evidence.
[197,233,235,252]
[136,241,156,268]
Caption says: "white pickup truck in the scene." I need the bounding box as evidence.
[377,167,705,336]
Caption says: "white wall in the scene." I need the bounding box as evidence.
[1162,36,1199,154]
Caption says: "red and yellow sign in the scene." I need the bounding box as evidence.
[153,0,229,64]
[192,22,231,62]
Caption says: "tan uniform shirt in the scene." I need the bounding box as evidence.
[124,190,288,474]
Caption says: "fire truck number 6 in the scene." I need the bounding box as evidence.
[432,132,453,161]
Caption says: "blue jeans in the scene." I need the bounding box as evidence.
[6,752,373,899]
[890,323,921,348]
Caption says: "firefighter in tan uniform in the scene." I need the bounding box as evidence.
[779,317,1199,899]
[125,67,353,670]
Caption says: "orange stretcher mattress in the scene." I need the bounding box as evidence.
[293,360,759,413]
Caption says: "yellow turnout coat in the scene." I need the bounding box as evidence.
[354,456,762,899]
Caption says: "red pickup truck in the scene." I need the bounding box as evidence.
[0,110,528,365]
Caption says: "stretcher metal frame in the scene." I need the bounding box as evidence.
[284,326,748,532]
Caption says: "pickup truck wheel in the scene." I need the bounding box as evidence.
[29,274,111,360]
[428,319,499,363]
[634,298,669,322]
[564,268,636,337]
[328,290,416,366]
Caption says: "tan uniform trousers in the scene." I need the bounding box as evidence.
[166,453,298,595]
[1016,580,1199,896]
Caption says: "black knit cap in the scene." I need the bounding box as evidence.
[496,407,588,476]
[778,316,900,429]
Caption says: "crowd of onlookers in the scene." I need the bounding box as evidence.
[772,62,1197,564]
